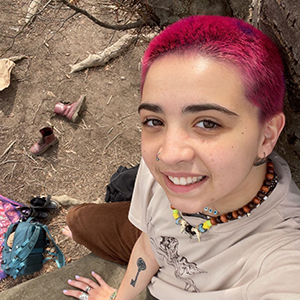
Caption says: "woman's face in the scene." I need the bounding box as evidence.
[139,53,268,214]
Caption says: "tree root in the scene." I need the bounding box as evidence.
[52,194,103,206]
[69,32,156,74]
[69,33,137,73]
[52,194,84,206]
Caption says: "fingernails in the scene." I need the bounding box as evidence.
[75,275,80,279]
[92,271,95,275]
[68,279,72,283]
[63,290,68,293]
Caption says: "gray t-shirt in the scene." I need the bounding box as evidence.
[129,152,300,299]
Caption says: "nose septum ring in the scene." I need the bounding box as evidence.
[156,152,161,161]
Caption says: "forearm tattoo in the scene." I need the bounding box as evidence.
[130,257,147,287]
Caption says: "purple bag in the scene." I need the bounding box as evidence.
[0,194,23,280]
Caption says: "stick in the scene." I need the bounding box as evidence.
[0,160,17,165]
[0,140,16,160]
[9,163,17,180]
[107,127,114,135]
[23,147,38,164]
[104,133,122,150]
[121,112,136,119]
[60,0,154,31]
[106,95,113,105]
[10,184,25,193]
[32,99,43,124]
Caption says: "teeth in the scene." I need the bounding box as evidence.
[168,175,204,186]
[180,177,187,185]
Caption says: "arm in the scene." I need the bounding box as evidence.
[63,231,159,300]
[116,231,159,300]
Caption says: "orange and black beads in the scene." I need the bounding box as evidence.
[171,160,277,240]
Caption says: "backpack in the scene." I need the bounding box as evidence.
[105,164,139,203]
[0,193,23,280]
[1,217,65,279]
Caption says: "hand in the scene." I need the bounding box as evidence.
[63,271,117,300]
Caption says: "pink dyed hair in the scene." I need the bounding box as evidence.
[141,15,285,122]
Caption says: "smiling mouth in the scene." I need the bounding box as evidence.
[168,175,206,186]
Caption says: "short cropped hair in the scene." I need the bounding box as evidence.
[141,15,285,122]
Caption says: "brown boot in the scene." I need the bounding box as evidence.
[30,127,58,156]
[54,95,86,122]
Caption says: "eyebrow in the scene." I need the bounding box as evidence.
[138,102,239,117]
[183,104,239,117]
[138,103,163,114]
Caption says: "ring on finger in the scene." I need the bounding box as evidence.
[85,286,91,293]
[79,292,89,300]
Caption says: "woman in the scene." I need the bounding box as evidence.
[63,15,300,299]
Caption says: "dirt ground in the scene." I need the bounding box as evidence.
[0,0,148,291]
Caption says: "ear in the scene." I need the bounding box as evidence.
[259,113,285,157]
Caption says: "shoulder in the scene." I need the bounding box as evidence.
[129,158,163,230]
[247,234,300,299]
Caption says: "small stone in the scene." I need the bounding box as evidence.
[120,76,126,80]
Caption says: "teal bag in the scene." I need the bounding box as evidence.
[1,217,65,279]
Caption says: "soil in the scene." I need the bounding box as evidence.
[0,0,148,291]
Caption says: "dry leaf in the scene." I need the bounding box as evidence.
[0,59,15,91]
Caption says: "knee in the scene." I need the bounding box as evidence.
[66,203,92,229]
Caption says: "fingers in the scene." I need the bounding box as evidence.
[63,275,95,299]
[92,271,109,287]
[63,272,117,299]
[67,275,98,291]
[62,226,73,239]
[63,289,83,298]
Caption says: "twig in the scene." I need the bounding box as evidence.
[0,159,17,165]
[3,163,17,182]
[106,95,113,105]
[63,132,75,148]
[95,123,109,128]
[60,0,154,31]
[23,147,38,164]
[84,68,89,83]
[32,167,48,171]
[104,133,122,150]
[125,159,136,167]
[10,184,25,193]
[81,119,90,130]
[60,165,80,171]
[45,11,78,44]
[2,0,52,55]
[121,112,136,119]
[107,127,114,135]
[0,140,16,160]
[10,163,17,180]
[32,99,43,124]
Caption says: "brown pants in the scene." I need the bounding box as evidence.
[67,201,159,300]
[66,201,141,265]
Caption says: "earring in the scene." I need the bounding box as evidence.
[156,152,161,161]
[254,152,266,167]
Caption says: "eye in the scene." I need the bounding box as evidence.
[142,118,164,127]
[195,120,219,129]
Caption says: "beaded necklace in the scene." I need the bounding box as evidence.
[171,161,278,242]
